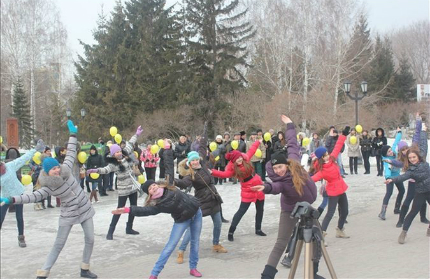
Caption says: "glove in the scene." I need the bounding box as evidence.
[35,139,45,152]
[86,169,98,176]
[0,197,12,205]
[67,120,78,135]
[136,126,143,136]
[342,126,350,136]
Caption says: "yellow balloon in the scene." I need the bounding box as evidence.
[134,151,139,158]
[209,142,217,152]
[355,125,363,134]
[114,134,122,144]
[255,148,262,158]
[231,140,239,150]
[21,175,32,185]
[51,151,56,159]
[157,139,165,149]
[215,156,220,161]
[138,174,146,184]
[78,151,87,164]
[33,152,41,165]
[110,126,118,137]
[90,173,100,179]
[0,135,3,144]
[350,136,357,145]
[264,132,271,142]
[150,144,159,155]
[302,137,310,147]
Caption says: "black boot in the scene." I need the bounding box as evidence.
[228,226,236,242]
[261,265,278,279]
[126,222,139,235]
[80,269,98,279]
[317,207,324,217]
[396,205,408,228]
[256,229,267,236]
[394,202,401,214]
[106,225,115,240]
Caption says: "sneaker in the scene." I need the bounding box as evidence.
[190,269,202,277]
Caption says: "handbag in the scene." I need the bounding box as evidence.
[196,172,223,204]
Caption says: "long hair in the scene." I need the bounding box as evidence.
[233,160,254,180]
[144,180,177,206]
[308,158,318,176]
[397,143,415,169]
[403,147,424,172]
[286,159,308,196]
[277,131,286,147]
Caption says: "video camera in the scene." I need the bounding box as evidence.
[290,201,320,220]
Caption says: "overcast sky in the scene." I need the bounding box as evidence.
[57,0,430,60]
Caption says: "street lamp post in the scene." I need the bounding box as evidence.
[344,81,368,125]
[66,108,86,123]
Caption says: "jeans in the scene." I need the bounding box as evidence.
[349,157,358,174]
[376,155,383,175]
[321,193,348,231]
[403,191,430,231]
[0,203,24,235]
[231,200,265,231]
[151,209,202,276]
[42,218,94,271]
[382,181,405,206]
[110,192,138,228]
[361,150,371,173]
[337,154,345,175]
[145,167,157,181]
[318,195,329,210]
[108,172,114,190]
[179,211,222,251]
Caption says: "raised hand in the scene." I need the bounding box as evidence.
[281,115,292,124]
[136,126,143,136]
[67,120,78,135]
[35,139,45,152]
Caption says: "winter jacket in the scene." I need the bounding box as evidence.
[134,146,144,174]
[129,188,200,223]
[97,135,139,196]
[382,131,402,179]
[239,139,247,153]
[346,134,361,157]
[86,146,104,183]
[309,138,321,155]
[312,135,349,196]
[263,140,272,161]
[163,148,175,184]
[392,162,430,193]
[1,149,36,197]
[214,140,227,168]
[264,123,317,212]
[141,148,160,168]
[174,142,190,166]
[5,148,22,181]
[359,135,373,152]
[372,128,387,156]
[212,140,265,203]
[246,139,266,162]
[325,136,336,153]
[12,136,95,226]
[273,140,287,154]
[175,126,221,217]
[414,119,428,159]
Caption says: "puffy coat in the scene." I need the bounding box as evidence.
[360,135,373,152]
[312,135,349,196]
[86,145,103,183]
[129,188,200,223]
[264,123,317,212]
[346,134,361,157]
[372,128,387,156]
[174,141,190,166]
[141,148,159,168]
[392,162,430,193]
[382,131,402,179]
[12,136,95,226]
[212,140,265,203]
[163,148,175,184]
[214,140,227,168]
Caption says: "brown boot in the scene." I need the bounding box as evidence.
[212,244,228,253]
[18,235,26,248]
[335,227,350,238]
[398,230,407,244]
[176,251,184,264]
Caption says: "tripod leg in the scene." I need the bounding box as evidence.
[304,242,312,279]
[320,241,337,279]
[288,240,304,279]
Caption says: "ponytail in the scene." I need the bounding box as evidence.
[286,159,308,197]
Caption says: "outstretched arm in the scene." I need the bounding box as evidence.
[282,115,300,161]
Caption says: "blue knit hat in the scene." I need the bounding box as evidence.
[187,151,200,164]
[43,157,60,173]
[315,147,328,159]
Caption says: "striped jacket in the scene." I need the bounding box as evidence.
[12,136,95,227]
[97,134,139,196]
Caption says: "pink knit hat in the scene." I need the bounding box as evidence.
[109,144,122,156]
[397,141,408,151]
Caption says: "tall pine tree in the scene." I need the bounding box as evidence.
[11,77,33,148]
[389,56,416,102]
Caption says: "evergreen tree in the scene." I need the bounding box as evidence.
[389,56,416,102]
[11,77,33,148]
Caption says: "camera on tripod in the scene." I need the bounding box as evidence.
[291,202,320,220]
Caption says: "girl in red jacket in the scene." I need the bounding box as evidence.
[210,138,266,241]
[312,126,351,242]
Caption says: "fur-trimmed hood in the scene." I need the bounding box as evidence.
[178,158,193,177]
[38,165,72,188]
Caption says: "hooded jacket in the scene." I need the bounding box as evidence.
[12,136,95,226]
[372,128,387,155]
[264,123,317,212]
[382,131,402,179]
[86,145,103,183]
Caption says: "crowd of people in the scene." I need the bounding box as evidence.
[1,113,429,279]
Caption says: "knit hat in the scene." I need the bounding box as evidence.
[397,141,408,151]
[109,144,122,156]
[187,151,200,164]
[381,145,391,157]
[216,135,223,140]
[315,147,328,159]
[43,157,60,173]
[271,151,288,166]
[225,150,242,163]
[142,180,156,194]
